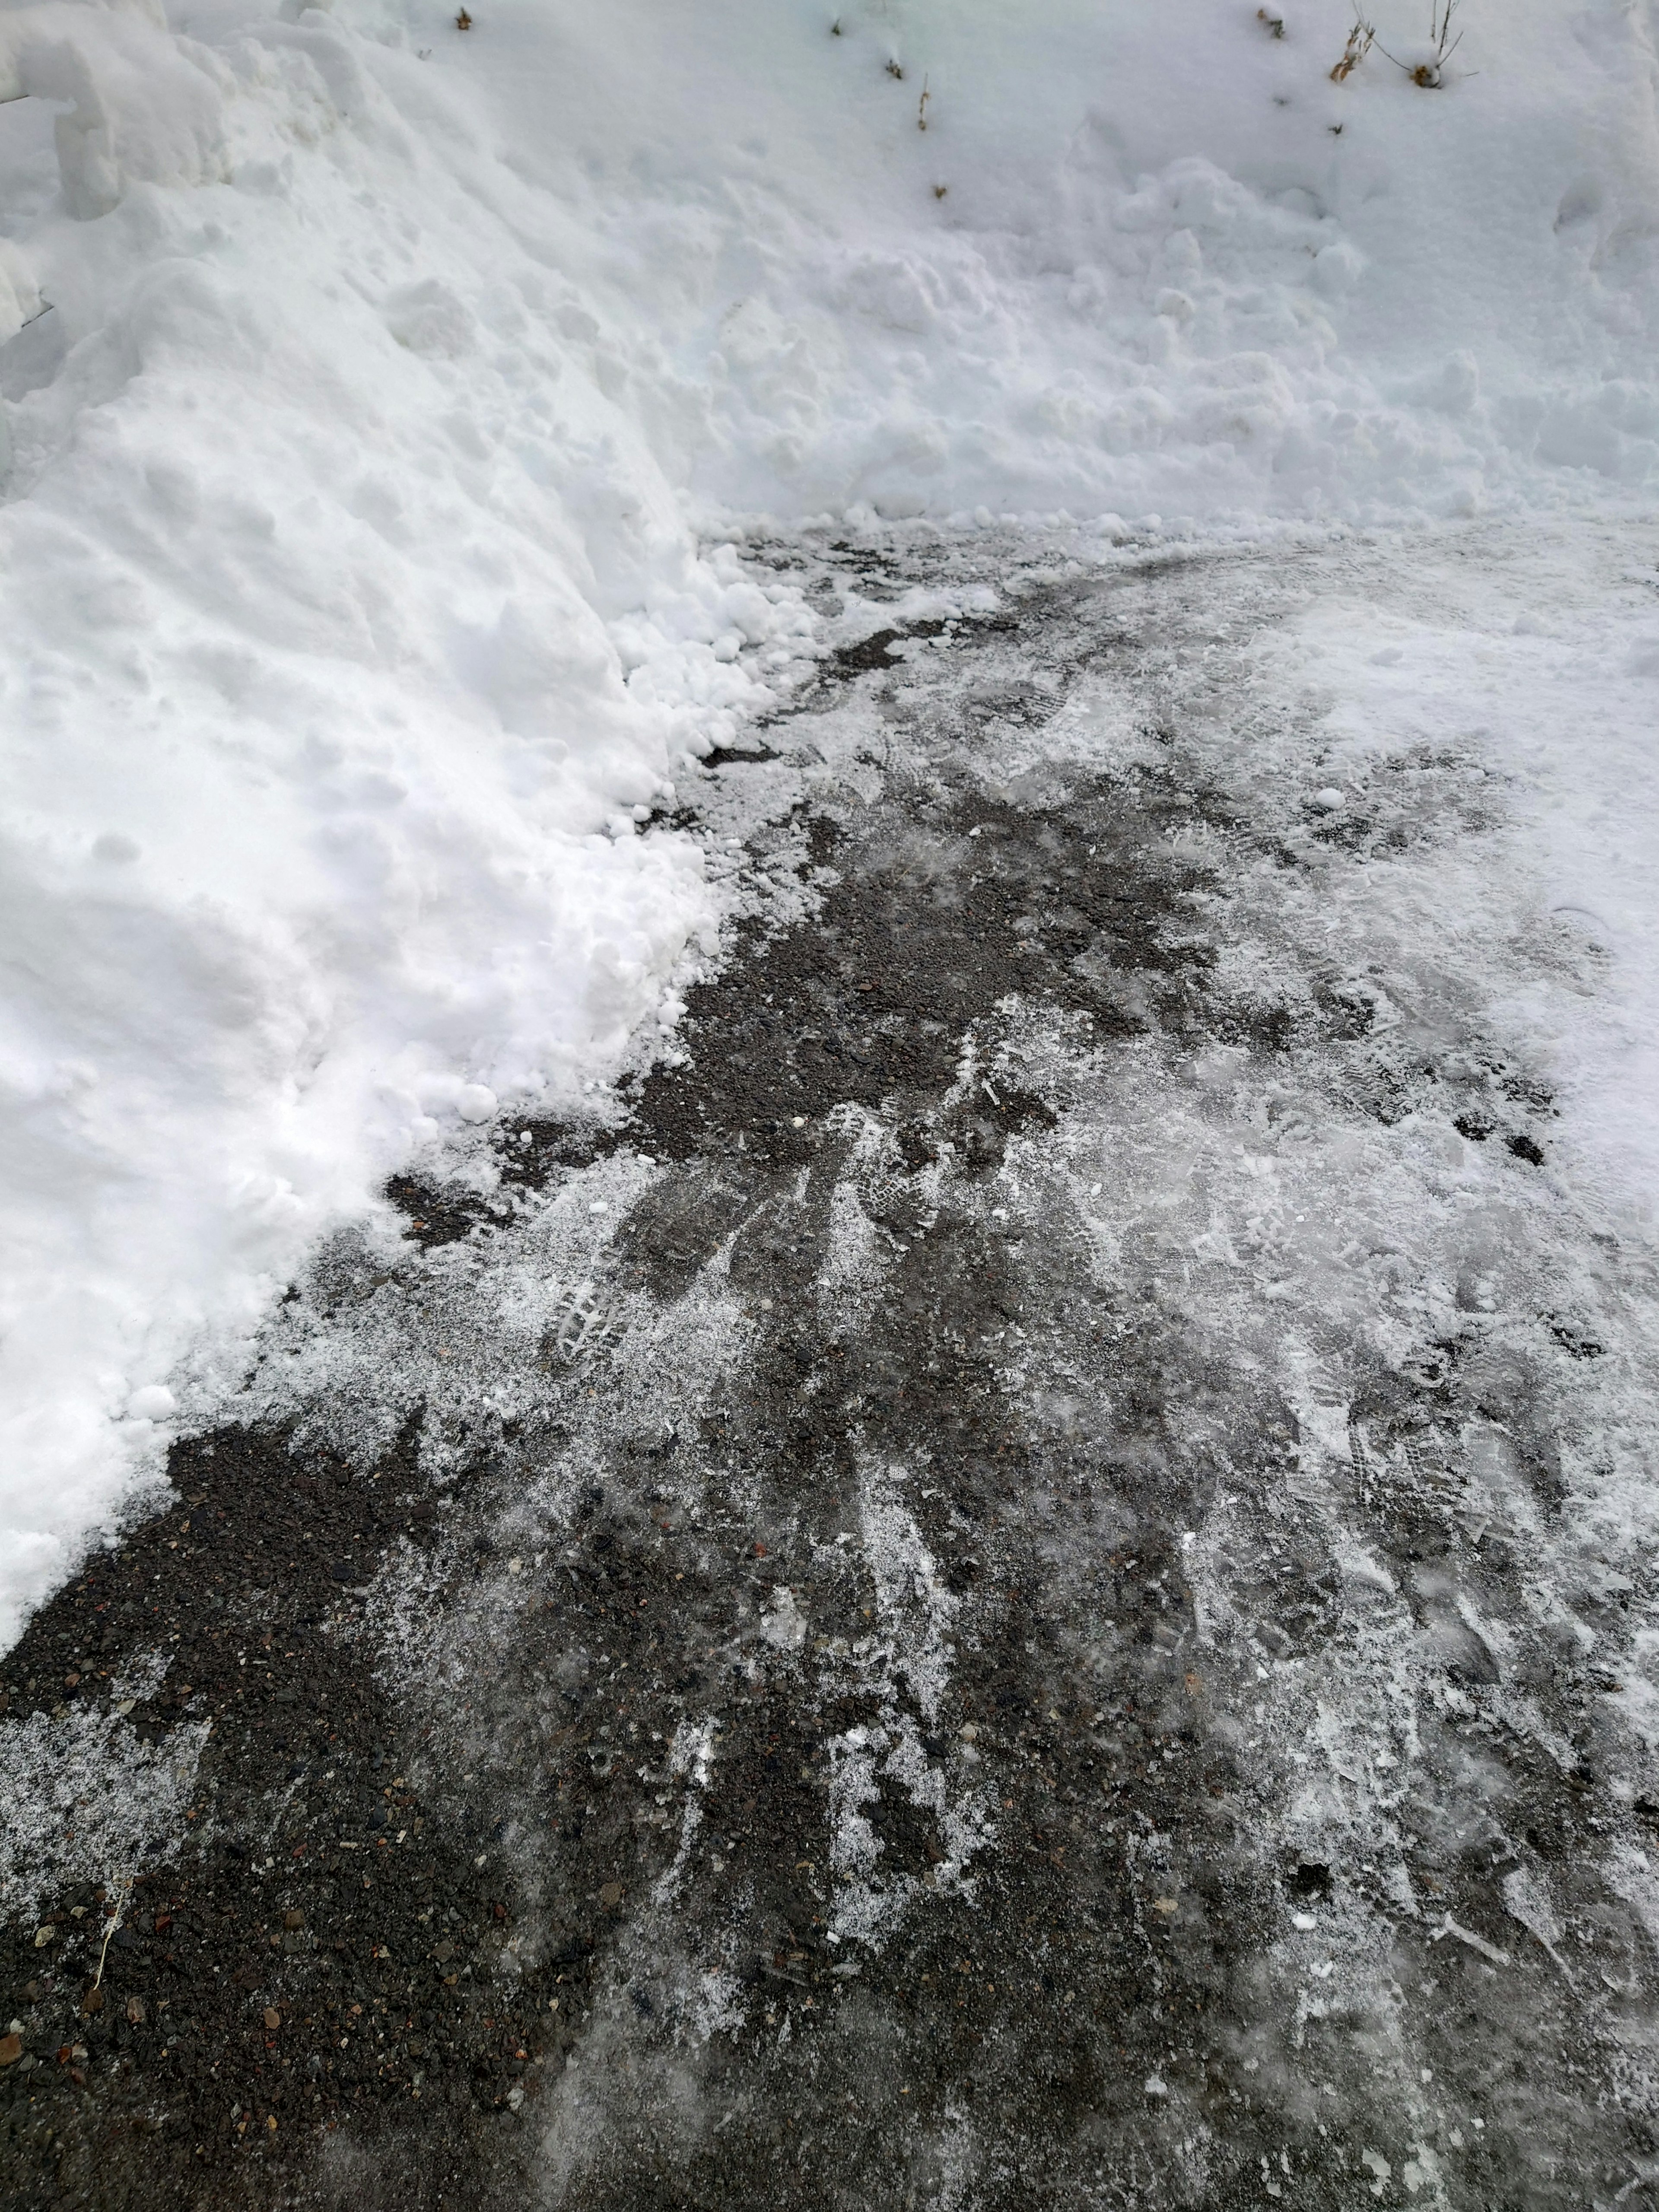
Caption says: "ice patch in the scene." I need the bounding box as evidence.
[0,1684,209,1926]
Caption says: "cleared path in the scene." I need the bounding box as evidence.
[5,528,1659,2212]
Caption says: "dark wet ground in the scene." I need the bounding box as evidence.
[4,530,1659,2211]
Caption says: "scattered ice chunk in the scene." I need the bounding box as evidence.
[125,1385,176,1421]
[1503,1866,1575,1984]
[1401,2145,1442,2196]
[455,1085,498,1125]
[760,1586,806,1650]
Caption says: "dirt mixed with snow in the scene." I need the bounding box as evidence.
[5,528,1659,2211]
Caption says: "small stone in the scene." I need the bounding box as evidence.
[791,1116,806,1129]
[0,2034,22,2066]
[32,1927,53,1948]
[599,1881,625,1910]
[263,2007,281,2032]
[433,1939,454,1961]
[125,1998,146,2025]
[81,1987,104,2015]
[283,1909,305,1931]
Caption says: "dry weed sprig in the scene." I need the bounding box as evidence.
[918,75,930,130]
[1257,9,1286,36]
[1330,18,1375,81]
[92,1872,134,1992]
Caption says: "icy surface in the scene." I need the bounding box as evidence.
[0,1658,207,1930]
[154,523,1659,2204]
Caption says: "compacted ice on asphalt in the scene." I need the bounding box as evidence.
[6,524,1659,2211]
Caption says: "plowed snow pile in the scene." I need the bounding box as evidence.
[3,0,1659,1638]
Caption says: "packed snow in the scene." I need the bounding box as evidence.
[4,0,1659,1641]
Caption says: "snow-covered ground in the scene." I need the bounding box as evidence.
[5,0,1659,1641]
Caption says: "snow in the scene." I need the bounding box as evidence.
[5,0,1659,1642]
[1264,521,1659,1242]
[459,0,1659,525]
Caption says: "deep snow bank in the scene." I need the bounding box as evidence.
[0,0,811,1636]
[4,0,1659,1640]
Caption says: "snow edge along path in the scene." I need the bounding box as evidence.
[0,0,817,1642]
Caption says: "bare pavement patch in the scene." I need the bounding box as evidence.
[6,529,1659,2211]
